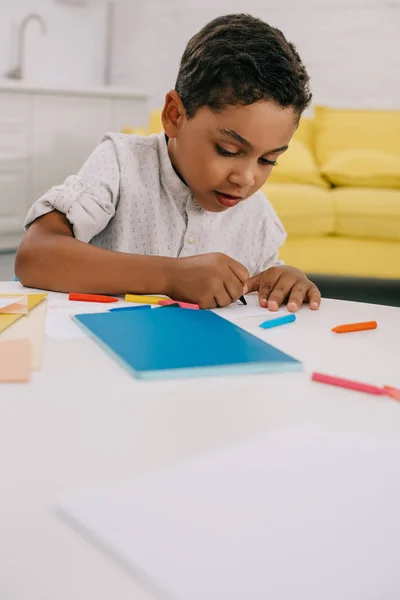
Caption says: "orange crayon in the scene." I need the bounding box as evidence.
[332,320,377,334]
[384,386,400,402]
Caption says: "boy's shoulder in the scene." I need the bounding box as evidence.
[98,132,164,178]
[101,131,160,154]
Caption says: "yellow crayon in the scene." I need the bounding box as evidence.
[125,294,166,305]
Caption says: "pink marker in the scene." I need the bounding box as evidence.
[159,299,199,310]
[311,372,385,396]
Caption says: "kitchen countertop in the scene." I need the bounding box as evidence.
[0,79,148,99]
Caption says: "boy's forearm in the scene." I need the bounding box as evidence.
[15,232,175,295]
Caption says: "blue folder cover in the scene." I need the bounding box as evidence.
[73,307,301,380]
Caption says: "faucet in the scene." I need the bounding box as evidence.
[5,13,47,80]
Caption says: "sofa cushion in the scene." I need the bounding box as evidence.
[332,187,400,241]
[279,237,400,279]
[263,183,335,236]
[321,149,400,189]
[268,139,329,188]
[293,117,314,150]
[314,106,400,166]
[149,110,163,133]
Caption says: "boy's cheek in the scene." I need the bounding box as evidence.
[186,158,219,191]
[203,161,230,189]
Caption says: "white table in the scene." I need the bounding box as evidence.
[1,282,399,600]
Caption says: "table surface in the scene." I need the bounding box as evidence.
[1,282,399,600]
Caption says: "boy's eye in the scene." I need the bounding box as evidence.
[216,144,278,167]
[215,144,239,158]
[259,157,278,167]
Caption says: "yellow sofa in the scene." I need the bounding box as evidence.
[126,107,400,279]
[264,106,400,279]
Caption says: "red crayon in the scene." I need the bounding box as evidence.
[69,293,119,304]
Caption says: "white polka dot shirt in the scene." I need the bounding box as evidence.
[25,132,286,276]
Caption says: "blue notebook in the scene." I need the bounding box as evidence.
[73,307,301,380]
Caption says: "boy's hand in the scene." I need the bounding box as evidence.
[168,253,249,309]
[246,265,321,312]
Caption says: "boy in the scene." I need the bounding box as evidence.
[16,13,321,311]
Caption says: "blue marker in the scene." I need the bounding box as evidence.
[109,305,151,312]
[259,314,296,329]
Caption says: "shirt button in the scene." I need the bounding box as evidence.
[73,183,83,191]
[188,235,196,244]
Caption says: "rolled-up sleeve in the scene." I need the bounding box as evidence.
[24,135,122,243]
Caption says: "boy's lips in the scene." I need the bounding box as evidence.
[214,191,243,208]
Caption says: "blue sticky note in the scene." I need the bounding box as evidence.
[259,314,296,329]
[73,307,301,380]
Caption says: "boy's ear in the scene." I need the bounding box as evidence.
[161,91,186,138]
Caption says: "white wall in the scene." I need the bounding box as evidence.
[110,0,400,111]
[0,0,107,86]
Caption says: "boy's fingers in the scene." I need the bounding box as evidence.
[215,287,234,308]
[224,272,247,303]
[228,258,250,284]
[245,273,261,294]
[307,285,322,310]
[197,295,216,309]
[259,272,292,309]
[287,284,309,312]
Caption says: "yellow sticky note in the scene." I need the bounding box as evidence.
[0,293,47,333]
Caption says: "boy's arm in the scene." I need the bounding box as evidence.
[16,135,173,295]
[15,210,174,295]
[15,211,249,306]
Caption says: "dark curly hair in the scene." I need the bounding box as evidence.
[175,13,312,119]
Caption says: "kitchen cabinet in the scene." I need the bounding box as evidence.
[0,82,148,250]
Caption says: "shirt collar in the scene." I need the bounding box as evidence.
[158,132,191,202]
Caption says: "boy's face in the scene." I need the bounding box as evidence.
[162,93,298,212]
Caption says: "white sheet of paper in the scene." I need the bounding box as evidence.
[212,292,285,321]
[58,426,400,600]
[48,302,116,314]
[45,313,87,340]
[45,303,122,339]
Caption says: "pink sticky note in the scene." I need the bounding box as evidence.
[0,295,29,314]
[0,339,31,382]
[159,299,199,310]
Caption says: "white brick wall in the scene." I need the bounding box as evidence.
[110,0,400,111]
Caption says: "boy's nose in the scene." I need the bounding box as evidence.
[228,167,256,190]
